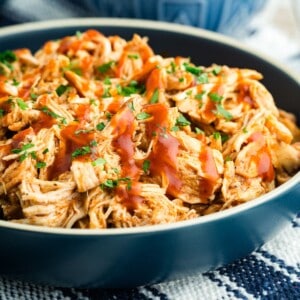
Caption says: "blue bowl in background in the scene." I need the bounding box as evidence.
[85,0,266,35]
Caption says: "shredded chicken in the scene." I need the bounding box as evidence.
[0,30,299,228]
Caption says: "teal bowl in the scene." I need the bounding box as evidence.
[0,19,299,288]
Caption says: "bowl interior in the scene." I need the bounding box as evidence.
[0,19,298,121]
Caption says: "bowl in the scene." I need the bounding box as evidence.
[0,18,299,289]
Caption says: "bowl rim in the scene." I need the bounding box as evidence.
[0,18,299,236]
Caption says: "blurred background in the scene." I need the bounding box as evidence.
[0,0,299,71]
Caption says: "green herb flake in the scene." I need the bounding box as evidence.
[213,132,221,140]
[208,92,223,103]
[102,87,111,98]
[41,106,60,119]
[170,61,176,73]
[30,93,38,100]
[128,54,139,59]
[197,73,209,84]
[142,159,151,173]
[195,127,204,134]
[96,122,106,131]
[36,161,46,169]
[76,31,82,38]
[178,77,184,83]
[0,50,17,70]
[183,62,202,76]
[242,127,248,133]
[150,88,159,104]
[97,61,115,73]
[212,66,222,76]
[92,157,106,167]
[215,104,233,121]
[136,112,152,120]
[42,148,49,154]
[12,78,20,86]
[105,112,112,120]
[176,114,191,127]
[195,91,205,100]
[103,77,111,85]
[0,109,4,117]
[71,146,91,158]
[100,179,117,190]
[225,156,232,162]
[89,99,97,106]
[171,126,180,132]
[16,98,28,110]
[56,85,69,96]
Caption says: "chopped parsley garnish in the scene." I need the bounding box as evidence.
[100,177,132,190]
[89,99,97,106]
[12,78,20,86]
[90,140,97,147]
[30,93,38,100]
[16,98,28,110]
[176,114,191,127]
[171,126,180,132]
[213,132,221,140]
[170,61,176,73]
[11,143,35,162]
[183,62,202,76]
[42,148,49,154]
[103,77,111,85]
[136,112,151,120]
[102,87,111,98]
[0,50,17,70]
[96,122,106,131]
[150,88,159,104]
[212,66,222,76]
[178,77,184,83]
[92,157,106,167]
[142,159,151,173]
[195,127,204,134]
[56,85,69,96]
[215,104,233,121]
[197,73,209,84]
[36,161,46,169]
[71,146,91,158]
[97,61,115,73]
[128,54,139,59]
[208,92,223,103]
[0,109,4,117]
[195,91,205,100]
[76,31,82,38]
[116,81,144,96]
[242,127,248,133]
[41,106,66,124]
[105,112,112,120]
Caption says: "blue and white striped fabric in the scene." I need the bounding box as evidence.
[0,1,299,299]
[0,215,299,299]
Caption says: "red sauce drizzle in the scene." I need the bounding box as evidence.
[31,112,56,133]
[11,127,35,149]
[198,146,219,201]
[111,108,144,209]
[144,103,182,197]
[145,68,164,101]
[47,123,95,180]
[248,132,274,182]
[75,104,90,123]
